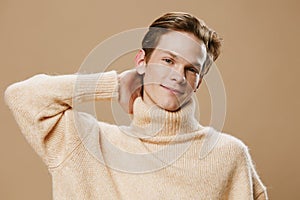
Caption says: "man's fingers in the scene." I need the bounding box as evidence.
[128,85,142,114]
[118,69,143,114]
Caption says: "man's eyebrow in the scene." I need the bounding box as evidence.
[160,50,178,59]
[161,50,202,67]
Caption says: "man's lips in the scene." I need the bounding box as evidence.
[160,85,184,95]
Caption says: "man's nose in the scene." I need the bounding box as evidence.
[169,65,186,84]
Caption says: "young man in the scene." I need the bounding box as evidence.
[5,12,268,199]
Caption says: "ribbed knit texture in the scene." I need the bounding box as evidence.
[5,71,268,200]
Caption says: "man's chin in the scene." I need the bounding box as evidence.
[157,101,181,112]
[158,96,193,112]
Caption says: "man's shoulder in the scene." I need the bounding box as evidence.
[197,127,249,160]
[219,132,247,148]
[209,128,249,156]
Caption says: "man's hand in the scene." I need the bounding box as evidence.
[118,69,143,114]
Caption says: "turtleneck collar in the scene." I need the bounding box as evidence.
[127,96,204,140]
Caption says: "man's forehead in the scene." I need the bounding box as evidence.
[155,31,207,65]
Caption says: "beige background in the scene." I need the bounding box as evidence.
[1,0,299,199]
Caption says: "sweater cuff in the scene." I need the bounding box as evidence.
[95,71,119,100]
[73,71,119,103]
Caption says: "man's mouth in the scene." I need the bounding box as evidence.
[161,85,184,95]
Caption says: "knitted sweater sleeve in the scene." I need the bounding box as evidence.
[226,141,268,200]
[4,71,118,168]
[248,151,269,200]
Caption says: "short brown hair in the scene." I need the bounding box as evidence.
[142,12,222,77]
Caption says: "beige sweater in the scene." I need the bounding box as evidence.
[5,71,268,200]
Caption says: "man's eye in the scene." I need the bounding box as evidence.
[187,67,199,74]
[162,58,174,64]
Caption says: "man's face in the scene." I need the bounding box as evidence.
[137,31,207,111]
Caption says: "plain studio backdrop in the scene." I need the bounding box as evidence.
[0,0,299,199]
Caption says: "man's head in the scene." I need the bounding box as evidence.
[135,12,222,111]
[141,12,222,76]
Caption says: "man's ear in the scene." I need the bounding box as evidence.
[135,49,146,75]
